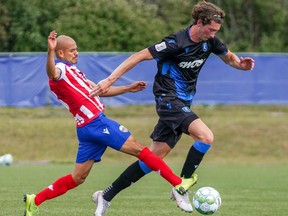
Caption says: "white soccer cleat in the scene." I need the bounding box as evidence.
[92,191,110,216]
[171,188,193,213]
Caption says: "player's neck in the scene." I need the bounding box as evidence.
[189,25,201,43]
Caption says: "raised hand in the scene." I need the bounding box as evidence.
[48,30,58,51]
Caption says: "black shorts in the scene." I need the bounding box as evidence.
[150,96,199,149]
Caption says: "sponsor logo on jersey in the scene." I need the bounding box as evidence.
[119,125,129,132]
[75,114,85,125]
[202,42,208,52]
[155,42,167,52]
[178,59,205,68]
[182,106,191,112]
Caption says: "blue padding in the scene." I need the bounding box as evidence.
[193,141,211,153]
[1,53,288,107]
[138,161,152,174]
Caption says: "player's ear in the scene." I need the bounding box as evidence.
[196,19,202,27]
[56,49,64,58]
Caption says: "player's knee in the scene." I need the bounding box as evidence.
[73,174,88,185]
[194,132,214,144]
[150,142,171,158]
[204,133,214,144]
[120,135,145,157]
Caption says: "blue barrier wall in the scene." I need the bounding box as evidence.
[0,52,287,107]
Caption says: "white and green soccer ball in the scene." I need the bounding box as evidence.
[0,154,14,166]
[192,187,221,215]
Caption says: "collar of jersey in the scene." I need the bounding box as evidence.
[55,60,74,66]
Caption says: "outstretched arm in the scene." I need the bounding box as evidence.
[220,50,255,71]
[88,80,147,97]
[89,48,153,97]
[46,30,61,80]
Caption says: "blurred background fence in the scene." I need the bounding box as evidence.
[0,52,288,107]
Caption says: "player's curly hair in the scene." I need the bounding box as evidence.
[192,0,225,25]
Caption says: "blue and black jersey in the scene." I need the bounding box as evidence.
[148,25,228,104]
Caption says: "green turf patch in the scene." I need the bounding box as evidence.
[1,163,287,215]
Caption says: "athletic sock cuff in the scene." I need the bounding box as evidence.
[138,147,150,161]
[138,161,152,174]
[67,174,78,189]
[137,147,153,173]
[193,141,211,154]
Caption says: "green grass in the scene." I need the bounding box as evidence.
[1,163,287,216]
[1,105,288,215]
[0,105,288,164]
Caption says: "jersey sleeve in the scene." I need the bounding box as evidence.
[148,34,180,61]
[212,37,228,55]
[55,62,65,80]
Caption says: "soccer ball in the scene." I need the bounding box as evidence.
[192,187,221,215]
[0,154,14,166]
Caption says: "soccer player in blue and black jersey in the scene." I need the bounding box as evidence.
[90,1,255,215]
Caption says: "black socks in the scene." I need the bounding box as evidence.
[180,145,205,178]
[102,161,146,201]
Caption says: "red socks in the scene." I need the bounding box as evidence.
[34,149,181,206]
[35,174,78,206]
[138,147,181,186]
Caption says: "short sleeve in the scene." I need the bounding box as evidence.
[148,34,180,61]
[212,37,228,55]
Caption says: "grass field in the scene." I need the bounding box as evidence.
[1,163,287,216]
[0,105,288,215]
[1,105,288,164]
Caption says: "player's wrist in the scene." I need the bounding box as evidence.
[47,50,55,54]
[106,77,116,86]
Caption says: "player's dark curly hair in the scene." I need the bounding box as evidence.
[192,0,225,25]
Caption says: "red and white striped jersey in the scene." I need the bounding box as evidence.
[49,61,105,127]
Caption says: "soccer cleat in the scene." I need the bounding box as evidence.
[175,174,198,195]
[92,191,110,216]
[171,174,198,213]
[23,194,39,216]
[171,188,193,213]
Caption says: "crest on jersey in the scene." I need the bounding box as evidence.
[202,42,208,52]
[119,125,129,132]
